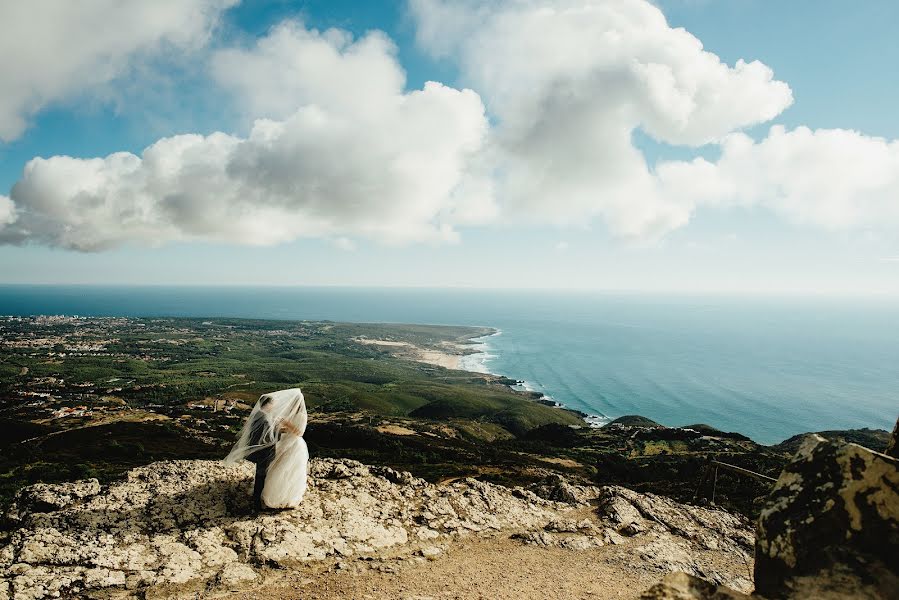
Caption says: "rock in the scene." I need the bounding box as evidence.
[886,417,899,459]
[597,486,755,592]
[0,458,583,598]
[597,486,754,553]
[602,528,625,545]
[636,536,702,578]
[5,479,101,523]
[418,545,442,559]
[621,521,645,536]
[528,473,599,505]
[640,572,751,600]
[218,562,258,586]
[754,434,899,599]
[511,530,601,550]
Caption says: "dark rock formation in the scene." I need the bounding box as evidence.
[755,434,899,599]
[641,572,750,599]
[886,417,899,459]
[642,432,899,600]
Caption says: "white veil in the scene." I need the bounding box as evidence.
[224,388,307,464]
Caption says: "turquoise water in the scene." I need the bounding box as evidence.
[1,285,896,444]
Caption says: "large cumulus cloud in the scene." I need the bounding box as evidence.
[1,23,492,251]
[410,0,794,237]
[0,0,236,142]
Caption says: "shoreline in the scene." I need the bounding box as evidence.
[435,328,613,429]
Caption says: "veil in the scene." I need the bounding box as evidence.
[224,388,307,464]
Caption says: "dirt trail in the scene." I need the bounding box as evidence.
[220,534,661,600]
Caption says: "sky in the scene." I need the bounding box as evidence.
[1,0,898,294]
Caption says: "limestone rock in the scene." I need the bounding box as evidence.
[0,458,587,598]
[754,435,899,599]
[218,563,257,586]
[6,479,100,522]
[640,572,751,600]
[597,486,754,553]
[527,473,599,505]
[596,486,755,592]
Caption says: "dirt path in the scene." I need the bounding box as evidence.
[220,534,660,600]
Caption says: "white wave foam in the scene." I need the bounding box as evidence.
[461,328,609,428]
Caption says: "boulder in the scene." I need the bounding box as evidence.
[640,572,751,600]
[5,479,101,521]
[754,434,899,599]
[886,417,898,459]
[597,486,754,553]
[527,473,598,505]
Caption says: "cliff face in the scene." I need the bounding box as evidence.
[0,458,753,599]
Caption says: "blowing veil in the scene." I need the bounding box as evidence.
[224,388,308,464]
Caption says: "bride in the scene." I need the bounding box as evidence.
[225,388,309,509]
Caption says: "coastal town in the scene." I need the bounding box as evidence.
[0,316,243,430]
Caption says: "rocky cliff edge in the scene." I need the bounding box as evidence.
[0,458,754,599]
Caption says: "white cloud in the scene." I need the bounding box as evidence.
[0,22,492,251]
[657,126,899,229]
[410,0,793,238]
[0,196,16,227]
[0,0,236,141]
[212,21,406,122]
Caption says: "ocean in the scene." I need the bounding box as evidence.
[2,284,896,444]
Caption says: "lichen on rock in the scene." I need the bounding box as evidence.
[754,434,899,599]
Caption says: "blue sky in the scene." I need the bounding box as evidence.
[1,0,898,294]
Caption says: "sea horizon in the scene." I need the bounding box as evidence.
[2,284,896,445]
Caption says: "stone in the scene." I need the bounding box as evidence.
[418,546,442,558]
[218,562,258,586]
[640,572,751,600]
[886,417,899,459]
[754,434,899,599]
[1,457,761,599]
[621,521,645,536]
[602,528,626,545]
[5,479,101,523]
[528,474,599,505]
[597,486,755,592]
[597,486,754,553]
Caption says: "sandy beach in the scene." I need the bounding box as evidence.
[354,338,468,370]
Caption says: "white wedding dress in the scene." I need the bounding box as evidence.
[224,388,310,509]
[261,426,309,508]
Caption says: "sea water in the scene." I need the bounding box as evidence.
[1,285,896,444]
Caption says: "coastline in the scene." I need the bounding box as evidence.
[428,328,613,429]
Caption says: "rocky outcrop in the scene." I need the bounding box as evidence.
[597,485,755,593]
[0,458,591,599]
[641,432,899,600]
[0,456,761,599]
[886,417,899,459]
[641,572,751,600]
[755,434,899,599]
